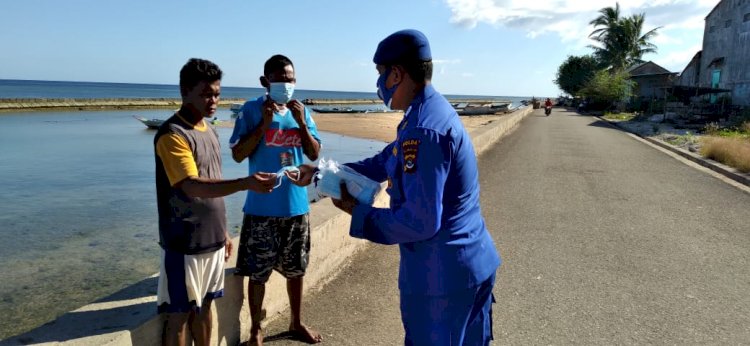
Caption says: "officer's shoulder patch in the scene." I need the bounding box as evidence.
[401,138,420,174]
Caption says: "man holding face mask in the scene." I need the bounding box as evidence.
[289,30,501,345]
[230,54,322,345]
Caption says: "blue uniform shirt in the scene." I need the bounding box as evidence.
[229,96,321,217]
[346,85,501,296]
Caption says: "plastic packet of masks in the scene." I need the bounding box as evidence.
[313,158,382,205]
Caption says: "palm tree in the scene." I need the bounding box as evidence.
[621,14,659,67]
[588,3,660,71]
[589,3,621,41]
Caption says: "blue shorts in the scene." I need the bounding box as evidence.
[400,273,496,346]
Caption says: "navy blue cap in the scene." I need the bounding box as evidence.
[373,29,432,65]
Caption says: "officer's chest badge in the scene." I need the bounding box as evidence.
[401,138,420,174]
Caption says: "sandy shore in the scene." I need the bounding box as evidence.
[216,112,506,142]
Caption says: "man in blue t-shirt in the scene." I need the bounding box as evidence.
[229,54,322,345]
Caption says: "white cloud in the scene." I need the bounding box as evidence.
[444,0,719,47]
[461,72,475,77]
[654,43,702,72]
[433,59,463,64]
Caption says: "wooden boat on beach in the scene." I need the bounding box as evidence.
[312,107,366,114]
[312,107,399,114]
[133,115,164,129]
[454,102,511,116]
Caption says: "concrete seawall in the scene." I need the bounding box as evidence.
[1,106,533,346]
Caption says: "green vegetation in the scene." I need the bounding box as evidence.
[579,70,633,110]
[602,112,636,121]
[555,55,599,96]
[554,2,661,111]
[663,132,698,147]
[704,122,750,140]
[588,3,661,70]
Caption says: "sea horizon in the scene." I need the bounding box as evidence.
[0,78,534,101]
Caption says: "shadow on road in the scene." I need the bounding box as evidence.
[587,120,620,130]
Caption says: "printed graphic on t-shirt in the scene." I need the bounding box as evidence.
[265,129,302,147]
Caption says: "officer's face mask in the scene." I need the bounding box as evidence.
[376,67,399,109]
[269,82,295,104]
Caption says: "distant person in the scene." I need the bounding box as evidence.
[229,54,322,345]
[154,58,276,346]
[289,29,501,345]
[544,98,553,108]
[544,98,553,116]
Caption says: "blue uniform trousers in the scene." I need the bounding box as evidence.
[400,273,496,346]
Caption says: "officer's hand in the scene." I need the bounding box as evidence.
[332,182,356,215]
[287,99,306,126]
[286,163,316,186]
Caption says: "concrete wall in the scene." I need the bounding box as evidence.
[702,0,750,105]
[1,106,534,346]
[676,53,701,87]
[631,75,673,99]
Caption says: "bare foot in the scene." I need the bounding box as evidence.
[289,323,322,344]
[247,325,263,346]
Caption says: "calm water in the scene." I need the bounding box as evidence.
[0,108,385,339]
[0,79,531,107]
[0,79,378,100]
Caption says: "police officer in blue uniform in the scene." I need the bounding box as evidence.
[290,29,501,345]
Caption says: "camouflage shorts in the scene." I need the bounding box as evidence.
[234,214,310,283]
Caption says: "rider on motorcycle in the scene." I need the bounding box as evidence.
[544,98,553,115]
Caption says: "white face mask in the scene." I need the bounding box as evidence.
[269,82,295,104]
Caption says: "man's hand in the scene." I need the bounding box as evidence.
[246,172,276,193]
[331,182,356,215]
[224,234,233,262]
[261,98,277,125]
[286,164,316,186]
[287,99,306,126]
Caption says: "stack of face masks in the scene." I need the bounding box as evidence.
[313,158,382,205]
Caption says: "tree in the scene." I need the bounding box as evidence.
[555,55,600,96]
[588,3,660,70]
[579,69,633,110]
[620,14,659,67]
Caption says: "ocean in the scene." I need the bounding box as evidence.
[0,79,531,106]
[0,79,529,339]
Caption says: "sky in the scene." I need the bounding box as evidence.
[0,0,721,98]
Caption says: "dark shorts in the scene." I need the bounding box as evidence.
[234,213,310,283]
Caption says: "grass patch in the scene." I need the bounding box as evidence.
[700,136,750,173]
[602,112,636,121]
[663,132,698,147]
[704,121,750,140]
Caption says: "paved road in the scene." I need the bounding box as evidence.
[262,108,750,345]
